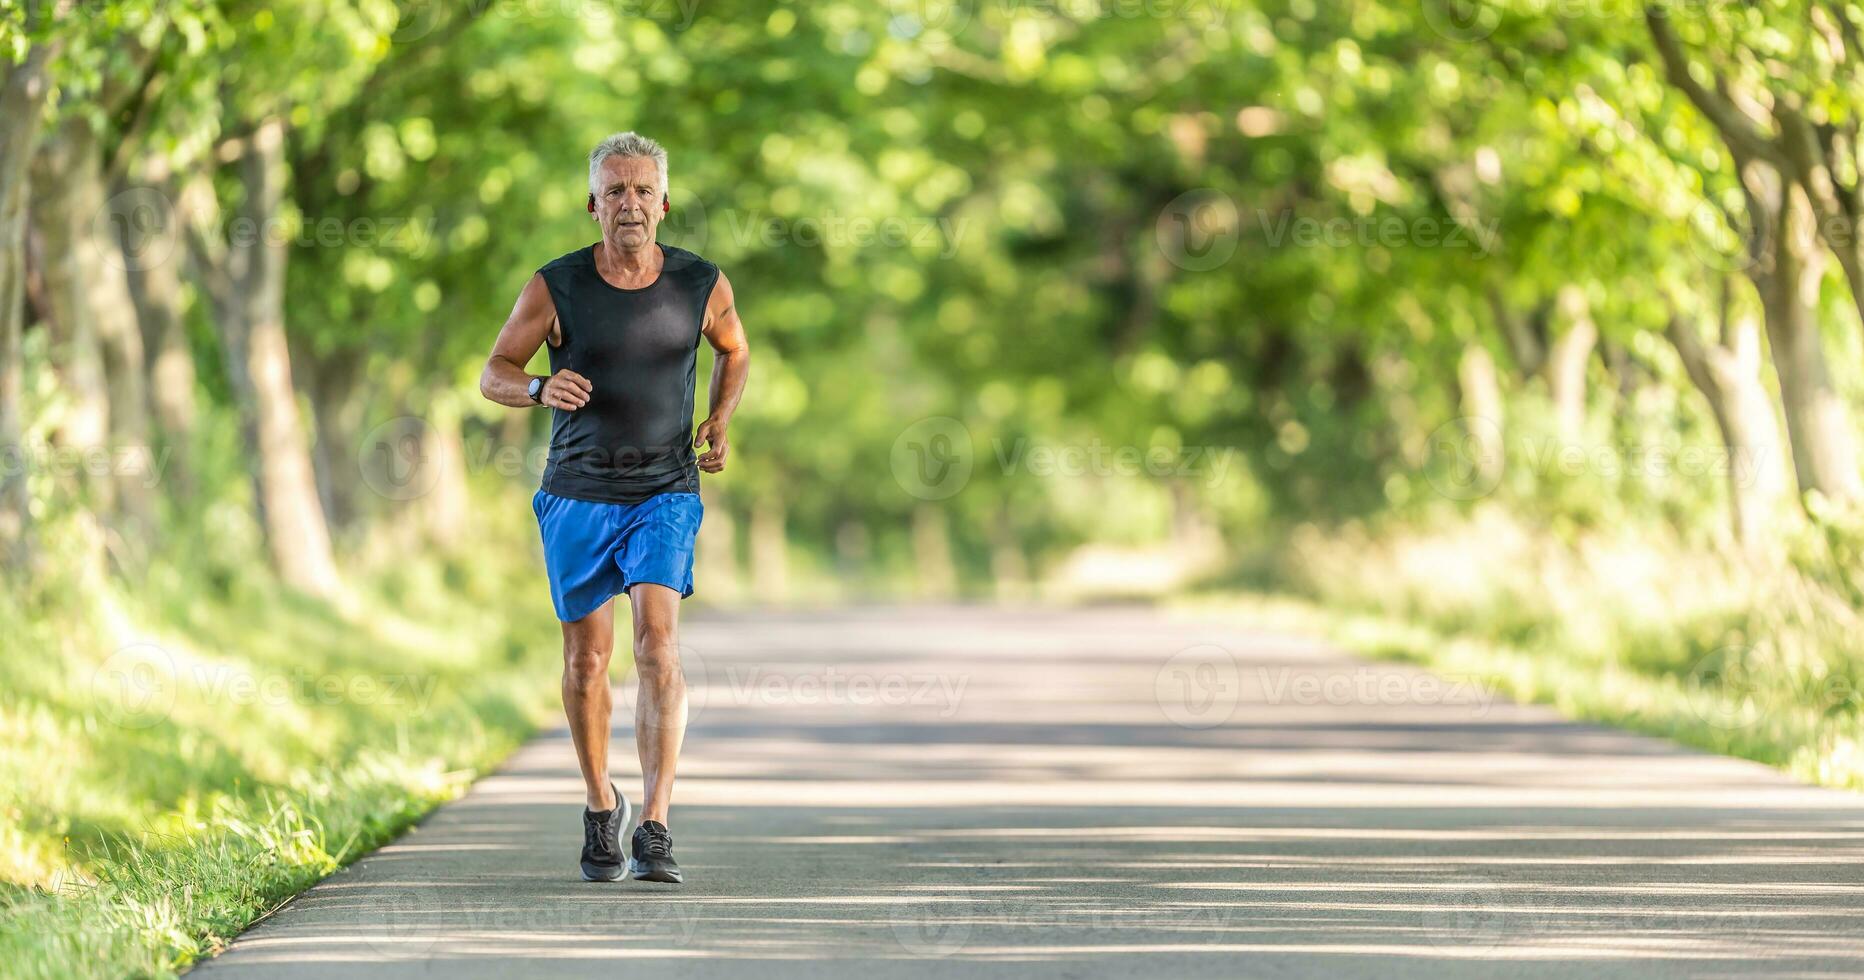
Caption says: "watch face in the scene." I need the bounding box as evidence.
[529,377,544,402]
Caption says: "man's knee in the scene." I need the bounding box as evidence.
[633,623,679,674]
[563,645,613,686]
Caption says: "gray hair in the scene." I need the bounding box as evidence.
[588,131,668,198]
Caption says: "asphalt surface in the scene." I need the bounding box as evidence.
[190,605,1864,978]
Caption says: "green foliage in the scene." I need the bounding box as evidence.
[8,0,1864,970]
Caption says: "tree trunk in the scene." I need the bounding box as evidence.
[833,518,870,590]
[1775,104,1864,332]
[0,45,57,570]
[306,345,365,533]
[749,492,788,603]
[62,119,157,540]
[1664,288,1789,547]
[188,119,340,595]
[1487,286,1546,379]
[1758,183,1862,505]
[989,505,1029,601]
[1547,285,1596,443]
[416,395,470,546]
[912,502,956,598]
[121,162,196,465]
[697,485,741,603]
[1456,343,1506,492]
[1644,11,1862,508]
[28,120,112,475]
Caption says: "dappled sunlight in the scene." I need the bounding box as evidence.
[188,608,1864,977]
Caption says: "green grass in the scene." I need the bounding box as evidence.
[1182,503,1864,793]
[0,499,566,978]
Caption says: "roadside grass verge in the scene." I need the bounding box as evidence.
[0,507,565,978]
[1183,504,1864,792]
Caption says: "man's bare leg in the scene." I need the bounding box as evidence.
[629,583,686,825]
[562,600,619,812]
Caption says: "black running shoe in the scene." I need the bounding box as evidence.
[629,820,682,883]
[580,782,630,882]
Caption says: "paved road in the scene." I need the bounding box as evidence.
[192,606,1864,978]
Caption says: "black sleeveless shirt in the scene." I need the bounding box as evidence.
[537,242,719,504]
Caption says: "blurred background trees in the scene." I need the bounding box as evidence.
[13,0,1864,970]
[4,0,1861,600]
[3,0,1864,739]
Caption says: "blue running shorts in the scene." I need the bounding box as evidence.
[532,489,704,622]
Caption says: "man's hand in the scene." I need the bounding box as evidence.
[541,370,592,411]
[694,416,729,472]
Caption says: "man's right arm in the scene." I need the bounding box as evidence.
[479,273,591,411]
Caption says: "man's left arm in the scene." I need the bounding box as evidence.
[695,271,749,474]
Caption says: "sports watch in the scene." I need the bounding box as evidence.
[527,376,545,404]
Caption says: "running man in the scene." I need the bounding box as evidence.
[479,132,749,884]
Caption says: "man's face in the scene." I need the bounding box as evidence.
[590,154,662,249]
